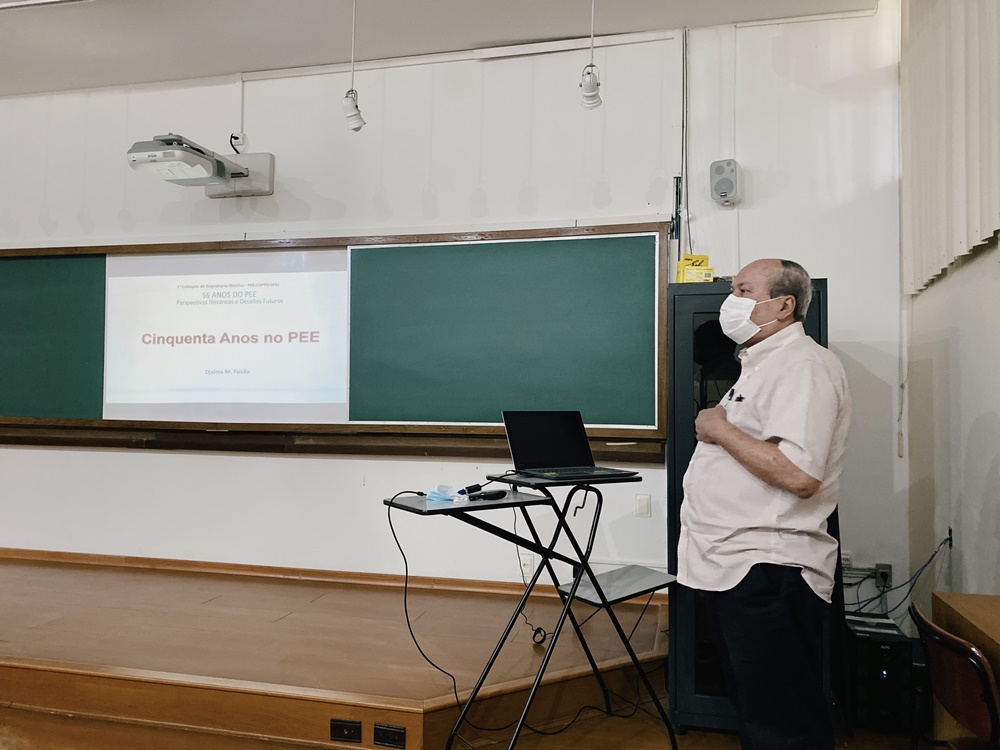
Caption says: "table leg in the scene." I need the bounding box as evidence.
[598,594,679,750]
[445,495,574,750]
[505,543,600,748]
[551,488,680,750]
[520,506,613,714]
[443,554,551,749]
[445,482,679,750]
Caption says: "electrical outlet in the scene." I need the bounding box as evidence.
[330,719,362,743]
[230,131,246,147]
[840,551,852,568]
[519,552,533,577]
[373,722,406,748]
[635,493,651,517]
[875,563,892,589]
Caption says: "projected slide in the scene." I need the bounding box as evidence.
[104,250,349,424]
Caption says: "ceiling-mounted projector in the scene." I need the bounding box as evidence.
[127,133,274,198]
[128,133,245,186]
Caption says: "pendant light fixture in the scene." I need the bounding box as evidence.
[342,0,366,131]
[579,0,602,109]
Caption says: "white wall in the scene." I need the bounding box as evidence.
[0,36,683,247]
[0,5,904,586]
[687,4,906,588]
[908,242,1000,597]
[0,447,668,581]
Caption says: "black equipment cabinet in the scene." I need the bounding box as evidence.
[845,612,919,733]
[666,279,838,731]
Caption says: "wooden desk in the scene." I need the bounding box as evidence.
[932,591,1000,675]
[931,591,1000,740]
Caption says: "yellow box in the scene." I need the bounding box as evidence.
[676,254,713,283]
[679,253,710,266]
[682,266,714,282]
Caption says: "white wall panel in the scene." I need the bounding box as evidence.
[0,79,246,247]
[0,39,682,249]
[239,41,683,237]
[0,447,667,581]
[688,2,904,583]
[685,26,739,271]
[909,246,1000,595]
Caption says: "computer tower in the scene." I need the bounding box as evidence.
[846,612,917,733]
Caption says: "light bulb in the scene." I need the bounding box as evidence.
[580,65,602,109]
[342,90,366,132]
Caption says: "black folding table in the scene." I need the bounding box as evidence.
[384,472,678,749]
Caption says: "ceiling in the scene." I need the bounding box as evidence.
[0,0,878,99]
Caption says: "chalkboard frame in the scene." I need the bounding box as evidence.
[0,222,669,461]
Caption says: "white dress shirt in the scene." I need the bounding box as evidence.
[676,322,852,603]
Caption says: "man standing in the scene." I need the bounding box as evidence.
[676,259,851,750]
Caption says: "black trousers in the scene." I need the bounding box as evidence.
[702,563,833,750]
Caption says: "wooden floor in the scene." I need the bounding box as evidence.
[0,553,669,748]
[0,553,914,749]
[477,703,914,750]
[0,554,665,692]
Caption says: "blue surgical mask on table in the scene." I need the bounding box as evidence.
[718,294,781,344]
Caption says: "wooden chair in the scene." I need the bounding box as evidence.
[909,602,1000,749]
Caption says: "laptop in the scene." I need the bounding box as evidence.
[501,410,639,481]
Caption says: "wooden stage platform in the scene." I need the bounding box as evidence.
[0,551,668,749]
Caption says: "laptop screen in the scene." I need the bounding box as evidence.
[501,410,596,471]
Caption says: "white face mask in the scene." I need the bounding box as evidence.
[718,294,781,344]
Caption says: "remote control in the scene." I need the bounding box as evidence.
[468,490,506,501]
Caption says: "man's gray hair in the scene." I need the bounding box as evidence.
[769,260,812,322]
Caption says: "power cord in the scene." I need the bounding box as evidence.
[512,507,549,645]
[607,659,669,722]
[386,492,461,698]
[884,534,951,616]
[844,571,875,610]
[388,495,516,736]
[387,489,548,737]
[526,656,667,736]
[847,534,952,616]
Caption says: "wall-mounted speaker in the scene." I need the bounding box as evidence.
[710,159,741,205]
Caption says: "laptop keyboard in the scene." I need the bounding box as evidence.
[524,466,621,478]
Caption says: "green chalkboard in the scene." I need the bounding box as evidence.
[348,233,661,427]
[0,225,667,457]
[0,255,105,419]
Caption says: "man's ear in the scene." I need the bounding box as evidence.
[778,295,796,321]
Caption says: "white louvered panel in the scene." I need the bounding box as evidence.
[925,1,949,286]
[913,27,938,290]
[900,0,916,292]
[983,0,1000,243]
[906,0,927,287]
[906,0,933,292]
[947,0,968,262]
[964,0,981,247]
[925,1,943,288]
[901,0,1000,292]
[931,2,951,279]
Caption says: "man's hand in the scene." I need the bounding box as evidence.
[695,405,731,444]
[694,405,821,499]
